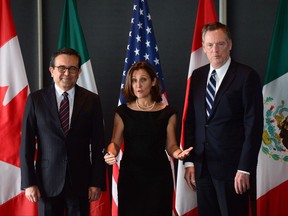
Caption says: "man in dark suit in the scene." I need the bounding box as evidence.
[184,22,263,216]
[20,48,106,216]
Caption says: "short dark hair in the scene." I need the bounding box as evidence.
[202,22,232,42]
[122,61,162,103]
[49,48,82,68]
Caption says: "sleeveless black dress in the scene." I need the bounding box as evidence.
[116,104,176,216]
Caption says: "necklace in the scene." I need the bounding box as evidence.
[136,99,156,111]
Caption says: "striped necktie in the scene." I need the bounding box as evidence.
[206,70,217,117]
[59,92,69,135]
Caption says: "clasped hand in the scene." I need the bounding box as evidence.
[104,152,117,165]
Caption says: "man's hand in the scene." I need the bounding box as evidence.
[234,171,250,194]
[184,166,197,191]
[25,185,41,202]
[88,187,102,202]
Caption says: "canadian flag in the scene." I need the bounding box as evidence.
[0,0,37,215]
[175,0,217,215]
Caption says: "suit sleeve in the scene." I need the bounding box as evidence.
[238,69,263,174]
[20,94,38,189]
[90,95,106,190]
[184,74,196,163]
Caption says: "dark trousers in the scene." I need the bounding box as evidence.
[196,161,249,216]
[38,175,89,216]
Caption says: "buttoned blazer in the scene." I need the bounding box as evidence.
[184,60,263,180]
[20,84,106,197]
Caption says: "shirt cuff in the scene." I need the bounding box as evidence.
[238,170,250,175]
[184,162,194,168]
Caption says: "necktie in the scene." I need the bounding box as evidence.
[206,70,217,117]
[59,92,70,135]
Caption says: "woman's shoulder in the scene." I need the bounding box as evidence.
[154,102,177,117]
[115,104,127,113]
[164,105,177,115]
[114,102,177,115]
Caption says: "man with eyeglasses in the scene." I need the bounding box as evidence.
[20,48,106,216]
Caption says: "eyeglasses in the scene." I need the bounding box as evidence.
[54,65,79,74]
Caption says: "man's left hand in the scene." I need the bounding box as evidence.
[234,171,250,194]
[88,187,101,202]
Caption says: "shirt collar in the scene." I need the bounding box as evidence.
[209,57,231,80]
[54,84,75,99]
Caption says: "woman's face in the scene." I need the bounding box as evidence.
[131,69,156,100]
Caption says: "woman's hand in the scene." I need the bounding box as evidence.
[104,152,117,165]
[177,147,193,160]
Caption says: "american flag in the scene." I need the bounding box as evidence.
[118,0,167,104]
[111,0,174,215]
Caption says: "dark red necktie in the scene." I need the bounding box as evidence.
[59,92,69,135]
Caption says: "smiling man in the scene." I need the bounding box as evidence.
[20,48,106,216]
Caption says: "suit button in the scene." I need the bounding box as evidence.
[204,142,209,147]
[205,124,208,128]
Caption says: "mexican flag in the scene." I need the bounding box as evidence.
[0,0,37,215]
[58,0,97,94]
[57,0,110,215]
[256,0,288,215]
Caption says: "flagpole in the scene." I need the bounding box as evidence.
[37,0,43,89]
[219,0,227,24]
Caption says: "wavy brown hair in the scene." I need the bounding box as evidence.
[122,61,162,103]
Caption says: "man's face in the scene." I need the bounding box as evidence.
[49,54,81,91]
[202,29,232,69]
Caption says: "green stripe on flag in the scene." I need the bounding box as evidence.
[264,0,288,85]
[57,0,97,93]
[57,0,89,63]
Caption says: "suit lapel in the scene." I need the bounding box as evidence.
[43,84,62,126]
[211,61,237,116]
[196,66,210,121]
[70,85,87,127]
[42,84,88,136]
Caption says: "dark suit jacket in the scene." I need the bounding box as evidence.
[184,60,263,180]
[20,84,106,197]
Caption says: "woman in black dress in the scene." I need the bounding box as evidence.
[104,61,192,216]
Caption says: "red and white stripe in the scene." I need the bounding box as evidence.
[175,0,217,215]
[111,143,122,216]
[0,0,36,214]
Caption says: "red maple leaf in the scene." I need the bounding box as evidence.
[0,86,28,167]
